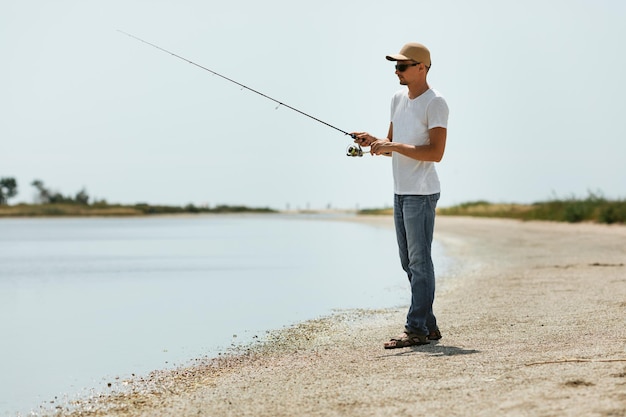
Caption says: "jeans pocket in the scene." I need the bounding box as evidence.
[428,193,440,211]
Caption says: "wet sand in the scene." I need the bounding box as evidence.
[49,216,626,417]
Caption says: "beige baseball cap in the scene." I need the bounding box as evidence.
[386,42,431,67]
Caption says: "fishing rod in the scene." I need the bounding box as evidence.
[118,30,364,155]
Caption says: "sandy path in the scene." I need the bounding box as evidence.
[53,216,626,417]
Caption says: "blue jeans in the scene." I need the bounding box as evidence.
[393,193,439,335]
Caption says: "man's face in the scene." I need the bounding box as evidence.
[394,60,420,85]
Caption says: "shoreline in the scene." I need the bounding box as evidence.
[45,216,626,416]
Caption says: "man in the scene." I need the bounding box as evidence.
[352,42,449,349]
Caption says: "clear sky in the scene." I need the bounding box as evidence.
[2,0,625,210]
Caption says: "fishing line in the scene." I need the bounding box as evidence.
[118,30,358,146]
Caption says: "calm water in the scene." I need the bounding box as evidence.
[0,214,446,416]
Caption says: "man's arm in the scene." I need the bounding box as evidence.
[351,123,392,146]
[371,126,446,162]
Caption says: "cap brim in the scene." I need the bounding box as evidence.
[385,54,409,61]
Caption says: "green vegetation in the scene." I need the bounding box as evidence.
[0,177,18,205]
[0,177,276,217]
[3,176,624,223]
[0,203,276,217]
[438,194,626,224]
[358,207,393,215]
[359,193,626,225]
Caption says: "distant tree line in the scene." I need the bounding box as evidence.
[0,177,93,205]
[0,177,277,215]
[0,177,18,205]
[31,180,90,205]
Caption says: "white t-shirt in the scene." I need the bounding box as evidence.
[390,88,449,195]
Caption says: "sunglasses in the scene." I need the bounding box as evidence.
[395,62,420,72]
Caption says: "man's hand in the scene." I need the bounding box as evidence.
[350,131,392,156]
[370,140,394,155]
[350,132,376,147]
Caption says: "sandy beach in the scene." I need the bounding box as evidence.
[50,215,626,417]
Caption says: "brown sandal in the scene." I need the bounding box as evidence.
[384,332,430,349]
[428,329,442,340]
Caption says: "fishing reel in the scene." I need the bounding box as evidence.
[346,143,392,158]
[346,144,364,157]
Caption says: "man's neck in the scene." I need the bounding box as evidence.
[407,81,430,100]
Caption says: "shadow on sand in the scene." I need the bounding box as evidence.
[380,341,480,358]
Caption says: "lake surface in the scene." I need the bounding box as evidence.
[0,214,446,416]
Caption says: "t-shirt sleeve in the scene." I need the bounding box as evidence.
[427,96,449,129]
[389,92,400,122]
